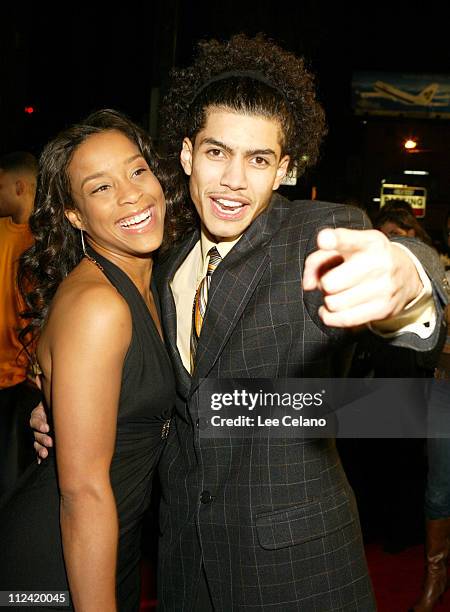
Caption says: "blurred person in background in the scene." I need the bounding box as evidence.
[341,202,439,557]
[375,200,434,246]
[440,210,450,282]
[370,201,450,611]
[0,151,39,498]
[411,210,450,612]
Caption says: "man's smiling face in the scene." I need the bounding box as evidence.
[180,109,290,242]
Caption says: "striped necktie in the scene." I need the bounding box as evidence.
[190,246,222,371]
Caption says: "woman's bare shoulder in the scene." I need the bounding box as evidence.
[43,261,131,349]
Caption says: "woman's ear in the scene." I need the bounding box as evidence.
[64,209,84,230]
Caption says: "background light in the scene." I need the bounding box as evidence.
[404,139,417,150]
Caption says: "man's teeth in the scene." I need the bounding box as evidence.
[215,198,244,209]
[119,209,152,227]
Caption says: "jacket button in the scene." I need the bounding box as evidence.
[200,490,214,504]
[196,418,199,428]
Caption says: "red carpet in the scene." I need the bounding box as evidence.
[367,542,423,611]
[140,543,450,610]
[366,542,450,611]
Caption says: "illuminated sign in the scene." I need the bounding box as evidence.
[380,183,427,218]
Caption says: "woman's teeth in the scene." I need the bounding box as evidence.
[119,208,152,228]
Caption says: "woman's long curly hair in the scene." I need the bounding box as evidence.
[18,108,184,353]
[160,33,327,240]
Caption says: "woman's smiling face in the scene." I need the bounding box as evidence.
[66,129,166,258]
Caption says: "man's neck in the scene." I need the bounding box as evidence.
[200,227,241,261]
[11,205,31,225]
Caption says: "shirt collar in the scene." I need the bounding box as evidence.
[200,228,242,264]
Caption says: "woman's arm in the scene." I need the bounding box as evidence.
[48,284,131,612]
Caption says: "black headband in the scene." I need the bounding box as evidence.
[189,70,289,105]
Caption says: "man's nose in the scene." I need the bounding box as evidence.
[220,157,247,191]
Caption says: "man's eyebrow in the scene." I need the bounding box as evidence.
[80,154,143,189]
[200,138,233,154]
[245,148,277,157]
[200,138,276,158]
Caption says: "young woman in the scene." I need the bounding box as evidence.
[0,109,177,611]
[411,212,450,612]
[374,200,433,246]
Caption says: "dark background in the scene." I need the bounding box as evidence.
[2,1,449,234]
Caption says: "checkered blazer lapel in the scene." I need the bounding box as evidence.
[190,194,290,394]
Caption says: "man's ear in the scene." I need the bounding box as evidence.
[180,138,193,176]
[273,155,291,191]
[64,209,84,230]
[15,179,25,196]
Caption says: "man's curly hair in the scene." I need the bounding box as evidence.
[161,33,327,168]
[160,33,327,242]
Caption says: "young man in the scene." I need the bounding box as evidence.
[33,36,446,610]
[0,151,39,497]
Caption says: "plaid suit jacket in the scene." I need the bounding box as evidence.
[155,195,446,611]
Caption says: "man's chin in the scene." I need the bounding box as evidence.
[203,218,248,243]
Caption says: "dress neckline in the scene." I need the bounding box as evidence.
[84,245,165,347]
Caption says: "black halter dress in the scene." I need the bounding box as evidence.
[0,247,175,611]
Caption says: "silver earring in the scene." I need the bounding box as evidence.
[79,229,103,270]
[80,229,87,255]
